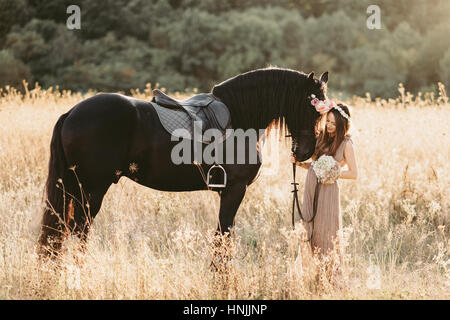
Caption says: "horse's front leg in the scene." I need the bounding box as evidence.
[211,182,247,271]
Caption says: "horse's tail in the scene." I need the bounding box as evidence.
[38,111,73,256]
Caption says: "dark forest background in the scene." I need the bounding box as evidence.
[1,0,449,98]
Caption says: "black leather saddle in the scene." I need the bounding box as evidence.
[151,89,230,188]
[151,89,231,135]
[152,89,215,109]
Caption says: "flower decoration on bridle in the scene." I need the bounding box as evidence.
[310,95,351,121]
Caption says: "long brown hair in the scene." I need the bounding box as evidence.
[312,103,351,160]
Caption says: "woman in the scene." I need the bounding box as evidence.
[291,101,358,257]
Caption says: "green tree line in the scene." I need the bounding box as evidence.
[0,0,449,98]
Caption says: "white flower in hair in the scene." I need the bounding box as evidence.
[311,97,351,121]
[333,103,351,121]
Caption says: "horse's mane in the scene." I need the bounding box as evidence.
[211,66,318,138]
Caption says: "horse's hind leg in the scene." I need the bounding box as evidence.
[70,182,111,247]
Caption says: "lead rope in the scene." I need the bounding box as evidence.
[291,161,320,242]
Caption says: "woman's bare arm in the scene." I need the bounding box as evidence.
[340,141,358,179]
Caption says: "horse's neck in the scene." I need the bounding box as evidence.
[220,90,281,131]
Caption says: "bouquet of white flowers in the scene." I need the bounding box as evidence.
[311,155,341,184]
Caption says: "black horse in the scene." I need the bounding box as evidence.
[38,67,328,255]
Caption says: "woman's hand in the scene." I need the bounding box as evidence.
[290,154,299,165]
[291,154,309,169]
[290,154,296,164]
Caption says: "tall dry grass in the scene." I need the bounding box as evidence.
[0,82,448,299]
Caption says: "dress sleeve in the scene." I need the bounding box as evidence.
[343,137,353,160]
[346,136,353,143]
[335,136,351,161]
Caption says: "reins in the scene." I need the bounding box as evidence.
[289,133,320,242]
[291,162,320,242]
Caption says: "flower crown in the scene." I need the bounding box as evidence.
[310,95,351,121]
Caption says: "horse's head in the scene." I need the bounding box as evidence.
[291,71,328,162]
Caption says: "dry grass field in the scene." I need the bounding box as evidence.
[0,83,448,299]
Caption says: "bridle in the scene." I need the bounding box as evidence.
[288,130,320,242]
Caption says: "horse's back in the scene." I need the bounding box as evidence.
[65,93,136,123]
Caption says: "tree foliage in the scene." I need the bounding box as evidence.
[0,0,449,97]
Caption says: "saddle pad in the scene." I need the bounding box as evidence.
[151,102,231,144]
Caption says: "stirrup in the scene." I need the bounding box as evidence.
[206,164,227,188]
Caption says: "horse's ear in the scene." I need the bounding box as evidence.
[307,72,315,80]
[320,71,328,84]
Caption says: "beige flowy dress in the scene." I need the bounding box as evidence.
[302,134,353,255]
